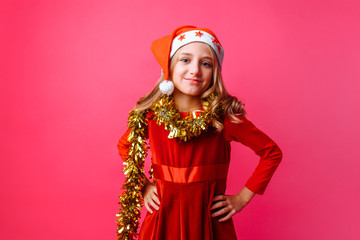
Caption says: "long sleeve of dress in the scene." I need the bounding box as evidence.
[117,128,132,162]
[224,115,283,195]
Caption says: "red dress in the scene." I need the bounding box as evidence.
[117,113,282,240]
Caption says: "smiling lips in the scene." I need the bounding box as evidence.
[185,78,202,84]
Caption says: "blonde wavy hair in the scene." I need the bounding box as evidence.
[134,44,246,131]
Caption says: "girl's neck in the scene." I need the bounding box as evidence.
[173,92,202,112]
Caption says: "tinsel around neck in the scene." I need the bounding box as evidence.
[151,93,223,141]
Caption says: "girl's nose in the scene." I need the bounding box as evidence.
[190,62,201,76]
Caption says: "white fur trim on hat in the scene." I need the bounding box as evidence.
[170,30,224,67]
[159,80,174,95]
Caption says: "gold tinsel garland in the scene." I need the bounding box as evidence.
[116,94,222,240]
[152,93,222,141]
[116,109,150,240]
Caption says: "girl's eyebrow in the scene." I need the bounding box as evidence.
[179,52,212,60]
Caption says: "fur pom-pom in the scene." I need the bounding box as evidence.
[159,80,174,95]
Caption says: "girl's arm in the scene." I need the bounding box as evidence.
[211,115,283,222]
[117,128,160,213]
[224,115,283,195]
[117,128,132,161]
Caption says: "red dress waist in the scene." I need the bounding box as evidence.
[152,163,230,183]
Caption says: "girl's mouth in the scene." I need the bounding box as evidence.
[185,78,202,84]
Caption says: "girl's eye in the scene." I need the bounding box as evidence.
[202,62,212,67]
[180,58,189,63]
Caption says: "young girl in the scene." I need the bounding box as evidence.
[116,25,283,240]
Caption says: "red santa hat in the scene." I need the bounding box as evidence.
[151,25,224,95]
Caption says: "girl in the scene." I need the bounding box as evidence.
[116,25,283,240]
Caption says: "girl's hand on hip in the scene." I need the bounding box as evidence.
[210,186,255,222]
[142,181,160,214]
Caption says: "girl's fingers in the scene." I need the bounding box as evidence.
[145,198,158,213]
[148,198,159,211]
[152,194,160,205]
[210,200,226,210]
[144,200,153,214]
[144,184,161,214]
[212,195,226,201]
[150,185,160,205]
[211,195,228,210]
[211,206,229,217]
[211,194,249,221]
[149,203,159,211]
[218,209,236,222]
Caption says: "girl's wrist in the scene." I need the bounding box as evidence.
[141,175,151,194]
[237,186,256,202]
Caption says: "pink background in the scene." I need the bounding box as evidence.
[1,0,359,239]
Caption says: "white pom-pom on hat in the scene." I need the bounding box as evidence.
[159,80,174,95]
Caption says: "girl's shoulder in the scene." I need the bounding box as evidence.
[222,114,258,141]
[223,113,250,127]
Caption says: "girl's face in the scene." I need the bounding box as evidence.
[171,42,213,98]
